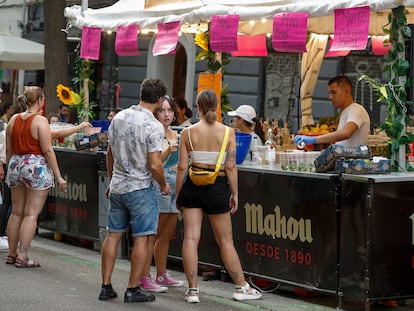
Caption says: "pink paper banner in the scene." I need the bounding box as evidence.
[115,24,140,56]
[325,36,350,57]
[272,12,308,53]
[80,27,102,60]
[371,36,391,56]
[325,49,350,57]
[231,35,268,57]
[330,6,370,51]
[152,21,181,56]
[210,14,239,52]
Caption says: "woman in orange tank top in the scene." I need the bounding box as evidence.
[4,86,67,268]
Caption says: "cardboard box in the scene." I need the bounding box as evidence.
[314,144,370,173]
[335,159,391,174]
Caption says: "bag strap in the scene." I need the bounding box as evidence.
[188,127,194,151]
[214,127,230,172]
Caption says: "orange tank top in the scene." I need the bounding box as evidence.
[12,114,43,155]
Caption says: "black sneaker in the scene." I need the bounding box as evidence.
[99,286,118,301]
[124,287,156,303]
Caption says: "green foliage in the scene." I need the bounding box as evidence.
[194,28,232,113]
[72,43,96,120]
[221,83,232,114]
[359,6,414,171]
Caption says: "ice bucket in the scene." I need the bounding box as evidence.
[235,132,252,164]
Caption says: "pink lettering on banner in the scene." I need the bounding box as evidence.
[152,21,181,56]
[329,6,370,51]
[80,27,102,60]
[115,24,140,56]
[210,14,239,53]
[272,12,308,53]
[231,35,268,57]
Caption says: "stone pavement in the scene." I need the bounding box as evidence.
[1,231,413,311]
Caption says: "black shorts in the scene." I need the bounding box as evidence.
[177,175,230,214]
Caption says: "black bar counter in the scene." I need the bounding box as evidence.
[37,149,414,309]
[38,148,105,241]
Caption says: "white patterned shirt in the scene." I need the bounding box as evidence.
[108,105,164,194]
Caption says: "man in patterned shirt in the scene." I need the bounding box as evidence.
[99,77,170,304]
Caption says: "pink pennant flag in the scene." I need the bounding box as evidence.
[272,12,308,53]
[231,35,268,57]
[152,21,181,56]
[80,27,102,60]
[371,36,391,56]
[210,14,239,52]
[115,24,140,56]
[330,6,370,51]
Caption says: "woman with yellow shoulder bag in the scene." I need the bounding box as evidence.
[176,89,262,304]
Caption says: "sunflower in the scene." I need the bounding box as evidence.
[71,91,82,106]
[195,31,209,51]
[56,84,73,105]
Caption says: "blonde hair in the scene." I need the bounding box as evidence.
[24,86,44,107]
[196,89,217,124]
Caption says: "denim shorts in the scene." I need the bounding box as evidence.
[107,185,159,237]
[155,167,179,214]
[6,154,54,190]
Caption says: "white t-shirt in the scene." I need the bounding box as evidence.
[0,122,5,163]
[336,103,370,147]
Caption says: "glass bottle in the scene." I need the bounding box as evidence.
[251,135,260,165]
[265,128,275,168]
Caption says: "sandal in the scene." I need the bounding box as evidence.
[14,257,41,268]
[5,255,16,265]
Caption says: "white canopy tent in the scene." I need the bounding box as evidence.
[0,35,44,101]
[64,0,414,35]
[64,0,414,125]
[0,35,44,70]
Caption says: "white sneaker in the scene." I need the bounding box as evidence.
[0,236,8,251]
[185,288,200,303]
[232,282,262,301]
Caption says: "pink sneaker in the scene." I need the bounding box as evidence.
[156,272,184,287]
[140,275,168,293]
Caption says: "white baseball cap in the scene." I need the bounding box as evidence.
[227,105,256,123]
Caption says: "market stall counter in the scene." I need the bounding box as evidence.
[38,148,106,241]
[169,165,341,295]
[339,172,414,309]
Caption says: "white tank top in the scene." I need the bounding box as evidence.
[188,127,226,165]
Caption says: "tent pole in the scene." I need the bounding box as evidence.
[81,0,88,16]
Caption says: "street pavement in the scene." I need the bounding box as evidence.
[1,231,414,311]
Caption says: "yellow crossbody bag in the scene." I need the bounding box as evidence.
[188,127,229,186]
